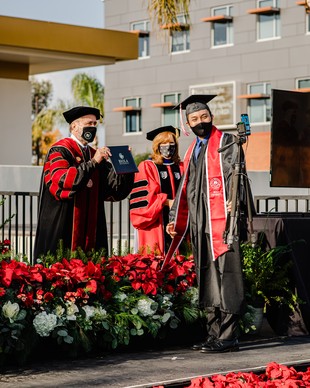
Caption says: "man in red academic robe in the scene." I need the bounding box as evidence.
[33,106,134,260]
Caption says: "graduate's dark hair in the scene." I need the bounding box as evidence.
[151,131,180,165]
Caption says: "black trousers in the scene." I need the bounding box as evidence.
[206,308,239,341]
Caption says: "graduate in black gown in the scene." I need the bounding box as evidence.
[167,95,252,353]
[34,106,134,260]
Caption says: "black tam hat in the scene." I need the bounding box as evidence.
[63,106,102,124]
[173,95,217,136]
[174,94,217,116]
[146,126,180,141]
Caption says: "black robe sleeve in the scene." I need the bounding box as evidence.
[99,161,135,202]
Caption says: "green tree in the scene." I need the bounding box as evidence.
[71,73,104,117]
[71,73,104,147]
[32,108,62,165]
[31,78,53,117]
[31,77,61,165]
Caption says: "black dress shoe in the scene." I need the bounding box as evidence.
[191,335,216,350]
[201,339,239,353]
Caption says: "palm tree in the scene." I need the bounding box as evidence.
[71,73,104,147]
[148,0,190,28]
[71,73,104,117]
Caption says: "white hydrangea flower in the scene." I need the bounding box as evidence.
[94,306,107,318]
[2,301,20,323]
[82,305,95,320]
[33,311,57,337]
[188,287,199,306]
[114,292,127,302]
[66,301,79,321]
[137,298,156,317]
[54,305,65,318]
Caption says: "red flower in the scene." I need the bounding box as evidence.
[85,279,97,294]
[44,292,54,302]
[17,292,34,307]
[266,362,297,381]
[0,287,6,297]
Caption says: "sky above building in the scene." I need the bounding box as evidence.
[0,0,105,104]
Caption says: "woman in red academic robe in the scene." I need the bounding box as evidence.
[129,126,183,255]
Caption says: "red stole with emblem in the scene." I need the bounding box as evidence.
[162,127,228,267]
[205,128,229,260]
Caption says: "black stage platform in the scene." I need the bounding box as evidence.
[1,319,310,388]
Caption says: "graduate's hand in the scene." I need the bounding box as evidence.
[93,146,111,164]
[226,200,232,213]
[166,222,177,237]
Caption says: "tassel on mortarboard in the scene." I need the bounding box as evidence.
[179,104,190,136]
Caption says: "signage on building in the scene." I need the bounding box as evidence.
[189,82,235,129]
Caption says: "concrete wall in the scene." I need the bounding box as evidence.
[0,78,32,165]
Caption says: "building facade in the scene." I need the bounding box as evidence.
[104,0,310,173]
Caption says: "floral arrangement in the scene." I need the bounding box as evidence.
[0,241,204,366]
[158,362,310,387]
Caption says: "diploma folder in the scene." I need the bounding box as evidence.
[108,145,139,174]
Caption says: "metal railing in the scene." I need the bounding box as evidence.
[2,191,310,264]
[0,192,39,263]
[0,191,134,264]
[254,195,310,214]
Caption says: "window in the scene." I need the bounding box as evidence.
[247,83,271,123]
[211,6,233,47]
[171,15,190,53]
[162,93,181,126]
[257,0,280,40]
[297,78,310,90]
[131,21,150,58]
[124,98,141,133]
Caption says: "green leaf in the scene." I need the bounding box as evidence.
[16,309,27,321]
[57,329,68,337]
[169,319,179,329]
[64,335,74,344]
[162,312,171,323]
[111,338,118,349]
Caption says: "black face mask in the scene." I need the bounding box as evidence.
[82,127,97,143]
[159,144,176,159]
[190,121,213,138]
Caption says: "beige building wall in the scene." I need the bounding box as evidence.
[104,0,310,174]
[0,78,32,165]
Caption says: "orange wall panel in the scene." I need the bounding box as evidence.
[243,132,270,171]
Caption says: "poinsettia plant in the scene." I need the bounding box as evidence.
[159,362,310,387]
[0,244,204,365]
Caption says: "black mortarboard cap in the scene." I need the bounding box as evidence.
[63,106,102,124]
[146,126,180,141]
[173,94,217,115]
